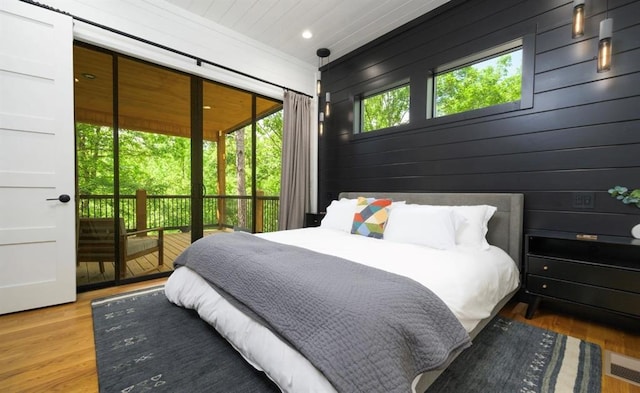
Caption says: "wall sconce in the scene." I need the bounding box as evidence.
[572,0,585,38]
[319,111,324,135]
[597,18,613,73]
[316,48,330,96]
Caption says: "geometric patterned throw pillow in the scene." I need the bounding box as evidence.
[350,197,393,239]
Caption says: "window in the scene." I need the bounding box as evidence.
[429,39,523,118]
[358,83,410,133]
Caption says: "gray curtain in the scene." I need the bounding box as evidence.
[278,91,311,230]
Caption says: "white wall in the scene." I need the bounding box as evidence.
[41,0,316,97]
[34,0,320,210]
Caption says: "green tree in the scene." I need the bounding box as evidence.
[117,130,191,195]
[75,107,283,229]
[255,111,283,195]
[203,140,219,193]
[435,53,521,117]
[75,123,114,195]
[224,110,283,197]
[235,128,248,227]
[362,85,410,132]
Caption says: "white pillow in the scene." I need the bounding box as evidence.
[320,198,358,232]
[383,205,465,250]
[386,203,497,249]
[451,205,497,250]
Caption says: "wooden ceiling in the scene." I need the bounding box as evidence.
[73,45,282,141]
[164,0,450,65]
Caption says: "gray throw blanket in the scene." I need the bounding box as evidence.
[174,232,470,393]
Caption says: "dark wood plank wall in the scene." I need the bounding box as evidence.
[318,0,640,238]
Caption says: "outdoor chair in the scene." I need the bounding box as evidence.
[77,218,164,279]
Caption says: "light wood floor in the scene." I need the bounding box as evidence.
[499,302,640,393]
[0,279,167,393]
[1,281,639,392]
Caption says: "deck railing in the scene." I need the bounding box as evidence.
[77,193,279,233]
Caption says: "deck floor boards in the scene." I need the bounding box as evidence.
[76,231,221,285]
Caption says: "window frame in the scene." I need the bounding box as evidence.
[426,34,534,122]
[354,80,411,134]
[350,33,534,138]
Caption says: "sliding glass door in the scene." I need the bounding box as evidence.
[255,97,284,233]
[74,45,115,286]
[202,81,253,235]
[73,43,283,290]
[200,83,283,235]
[117,57,191,280]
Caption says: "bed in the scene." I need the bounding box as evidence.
[165,192,524,392]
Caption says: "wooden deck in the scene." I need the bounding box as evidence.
[76,230,225,285]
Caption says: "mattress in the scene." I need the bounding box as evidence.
[165,227,520,392]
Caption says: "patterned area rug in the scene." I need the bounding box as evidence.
[428,317,601,393]
[92,287,601,393]
[91,286,279,393]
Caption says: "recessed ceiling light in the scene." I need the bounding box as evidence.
[302,30,313,39]
[81,72,96,80]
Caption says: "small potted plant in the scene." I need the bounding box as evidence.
[608,186,640,238]
[608,186,640,207]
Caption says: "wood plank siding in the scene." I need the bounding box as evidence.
[318,0,640,238]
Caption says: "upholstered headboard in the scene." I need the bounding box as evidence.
[338,192,524,267]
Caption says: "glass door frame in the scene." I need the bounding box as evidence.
[75,42,282,292]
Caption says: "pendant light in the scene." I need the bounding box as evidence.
[316,48,330,96]
[572,0,585,38]
[325,92,331,116]
[597,18,613,73]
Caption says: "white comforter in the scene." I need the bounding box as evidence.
[165,228,519,393]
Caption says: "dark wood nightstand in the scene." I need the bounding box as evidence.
[524,230,640,320]
[304,212,326,228]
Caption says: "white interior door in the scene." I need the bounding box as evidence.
[0,1,76,314]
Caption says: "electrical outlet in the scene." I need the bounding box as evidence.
[573,192,595,209]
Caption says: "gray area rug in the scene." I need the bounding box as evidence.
[91,286,279,393]
[428,317,601,393]
[92,286,601,393]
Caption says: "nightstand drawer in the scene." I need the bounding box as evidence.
[528,256,640,293]
[527,275,640,317]
[525,231,640,320]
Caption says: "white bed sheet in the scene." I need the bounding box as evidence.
[165,227,520,392]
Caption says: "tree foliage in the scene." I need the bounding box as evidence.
[435,52,521,117]
[117,130,191,195]
[76,110,283,198]
[362,85,410,132]
[255,111,283,194]
[76,123,114,195]
[358,53,521,133]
